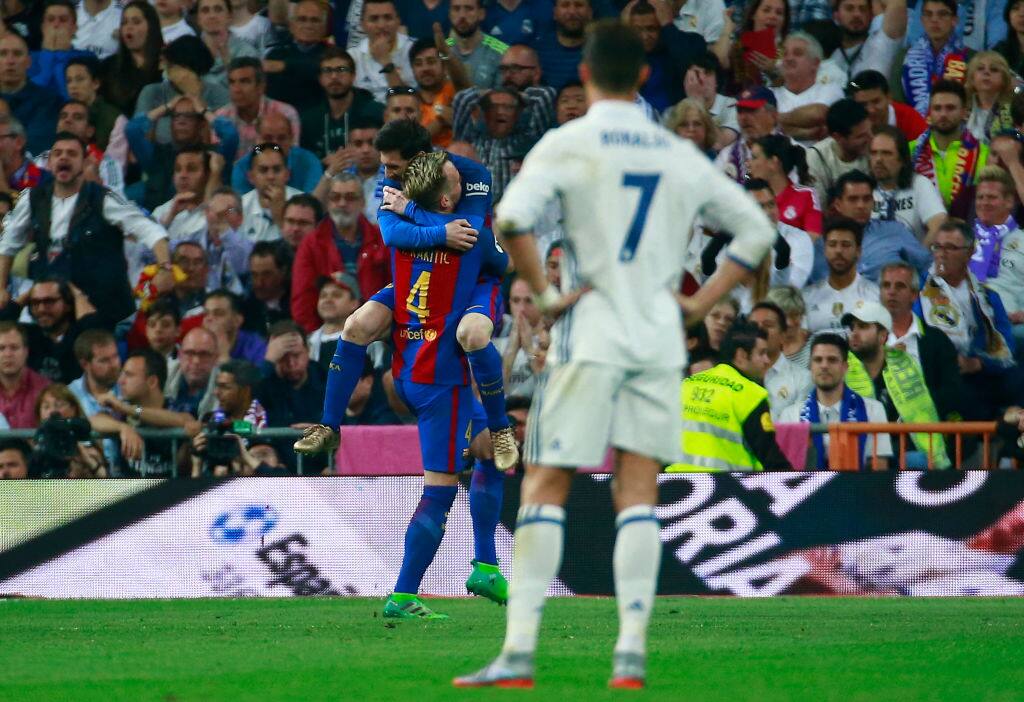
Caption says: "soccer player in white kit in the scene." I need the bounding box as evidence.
[453,21,778,690]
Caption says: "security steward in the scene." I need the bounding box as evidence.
[669,321,793,472]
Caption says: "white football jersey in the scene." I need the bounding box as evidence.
[497,100,777,369]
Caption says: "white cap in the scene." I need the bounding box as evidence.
[841,301,892,333]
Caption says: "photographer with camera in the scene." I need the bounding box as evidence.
[186,428,287,477]
[31,384,107,478]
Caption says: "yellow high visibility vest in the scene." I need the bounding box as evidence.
[667,363,770,473]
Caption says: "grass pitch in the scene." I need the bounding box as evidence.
[2,597,1022,701]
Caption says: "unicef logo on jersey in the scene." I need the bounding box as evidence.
[209,504,280,545]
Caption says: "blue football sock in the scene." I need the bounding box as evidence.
[394,484,458,595]
[466,344,509,432]
[469,459,504,565]
[320,340,367,428]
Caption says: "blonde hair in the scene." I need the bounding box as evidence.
[765,285,806,317]
[976,164,1016,198]
[966,51,1014,105]
[663,98,718,152]
[402,151,450,209]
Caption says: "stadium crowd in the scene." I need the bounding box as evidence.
[0,0,1022,478]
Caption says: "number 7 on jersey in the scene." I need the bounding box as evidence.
[619,173,661,262]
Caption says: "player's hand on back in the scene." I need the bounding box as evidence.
[444,219,478,251]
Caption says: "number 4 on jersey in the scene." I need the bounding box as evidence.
[619,173,661,262]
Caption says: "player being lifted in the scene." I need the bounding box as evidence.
[454,21,777,689]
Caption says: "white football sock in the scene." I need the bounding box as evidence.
[502,504,566,655]
[613,505,661,655]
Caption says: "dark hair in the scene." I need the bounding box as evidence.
[504,395,532,413]
[756,134,813,185]
[51,130,87,154]
[937,217,975,246]
[930,78,967,106]
[66,55,101,80]
[1003,0,1024,73]
[629,0,656,17]
[846,69,889,96]
[822,215,864,247]
[556,80,584,102]
[740,0,790,37]
[267,320,308,346]
[826,99,869,137]
[250,240,292,273]
[204,289,243,314]
[163,35,214,76]
[74,328,116,363]
[743,177,773,195]
[374,119,432,158]
[43,0,77,18]
[173,143,211,174]
[800,19,840,56]
[1012,90,1024,128]
[361,0,397,17]
[30,274,74,310]
[127,348,169,389]
[871,124,913,189]
[688,51,724,88]
[320,45,356,70]
[750,301,788,332]
[0,191,13,210]
[582,20,646,94]
[0,320,28,347]
[719,320,767,364]
[111,1,163,86]
[922,0,957,15]
[0,437,31,464]
[408,36,437,64]
[227,55,264,82]
[810,332,849,360]
[219,359,260,389]
[830,169,876,206]
[349,115,384,132]
[146,296,182,325]
[285,193,324,223]
[480,87,522,112]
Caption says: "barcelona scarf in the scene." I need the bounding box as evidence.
[901,38,969,117]
[911,129,981,207]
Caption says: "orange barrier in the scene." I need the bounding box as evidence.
[827,422,1000,470]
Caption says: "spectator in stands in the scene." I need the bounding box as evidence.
[144,297,181,363]
[0,438,30,479]
[747,134,822,236]
[263,0,330,110]
[0,132,172,329]
[152,146,218,239]
[910,80,989,217]
[879,261,966,423]
[749,301,812,420]
[682,51,739,149]
[168,238,242,321]
[743,178,814,288]
[156,0,195,43]
[0,321,49,429]
[774,32,843,144]
[497,276,547,398]
[240,143,302,242]
[0,114,48,195]
[381,85,420,123]
[187,430,284,476]
[64,57,121,151]
[99,0,163,117]
[279,193,322,250]
[970,166,1018,284]
[663,97,718,157]
[258,320,327,427]
[714,86,778,183]
[308,272,361,369]
[32,383,109,478]
[35,99,124,194]
[994,0,1024,76]
[448,0,508,89]
[316,118,382,223]
[894,0,969,118]
[806,98,872,206]
[232,111,322,194]
[869,125,947,244]
[351,0,415,102]
[212,358,266,428]
[165,326,219,416]
[778,332,892,470]
[843,301,952,467]
[184,187,252,291]
[292,172,390,332]
[624,0,706,114]
[73,0,122,60]
[990,236,1024,360]
[29,0,93,99]
[339,356,400,426]
[803,217,880,333]
[230,0,271,51]
[216,57,301,159]
[242,241,292,336]
[827,0,907,82]
[711,0,788,90]
[531,0,591,90]
[126,94,239,211]
[0,32,63,155]
[920,219,1024,420]
[409,36,472,147]
[702,297,738,352]
[15,277,106,384]
[299,47,384,161]
[196,0,261,87]
[204,289,267,366]
[965,52,1015,145]
[766,285,812,367]
[846,70,927,141]
[829,170,932,283]
[484,0,546,45]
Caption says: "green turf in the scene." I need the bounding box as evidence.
[2,597,1022,701]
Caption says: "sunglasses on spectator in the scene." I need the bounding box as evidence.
[252,142,283,156]
[386,86,418,98]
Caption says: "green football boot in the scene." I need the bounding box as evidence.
[465,560,508,605]
[382,593,449,620]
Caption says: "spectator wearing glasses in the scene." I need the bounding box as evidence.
[846,70,927,142]
[230,111,323,195]
[215,57,302,159]
[0,114,50,194]
[165,326,220,417]
[0,32,63,156]
[263,0,330,111]
[351,0,416,103]
[299,47,385,161]
[447,0,509,90]
[240,142,302,243]
[279,193,323,250]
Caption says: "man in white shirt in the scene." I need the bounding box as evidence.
[240,144,301,242]
[674,0,724,43]
[778,332,892,468]
[350,0,415,103]
[825,0,907,82]
[774,32,844,145]
[803,217,881,333]
[805,98,872,207]
[151,146,213,239]
[73,0,122,59]
[869,125,946,243]
[749,301,812,419]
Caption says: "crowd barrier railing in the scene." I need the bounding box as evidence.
[827,422,1001,471]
